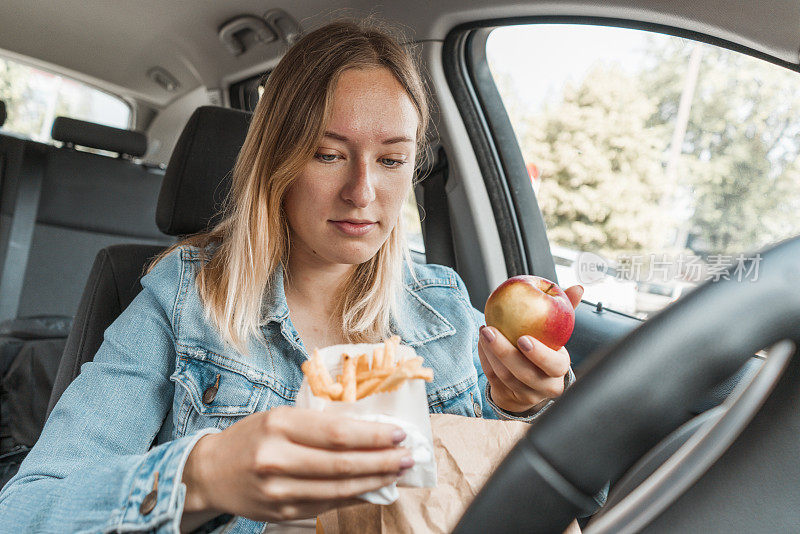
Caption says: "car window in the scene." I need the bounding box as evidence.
[0,54,130,142]
[229,72,269,112]
[486,24,800,318]
[403,188,424,253]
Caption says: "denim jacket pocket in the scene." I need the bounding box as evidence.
[427,374,480,417]
[171,349,264,437]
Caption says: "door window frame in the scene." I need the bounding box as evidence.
[443,16,799,286]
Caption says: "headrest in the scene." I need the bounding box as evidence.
[156,106,252,236]
[0,100,6,127]
[51,116,147,157]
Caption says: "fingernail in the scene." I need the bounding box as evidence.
[481,327,495,343]
[517,336,533,352]
[400,456,415,469]
[392,429,406,444]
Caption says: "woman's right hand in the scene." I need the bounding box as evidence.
[180,406,412,528]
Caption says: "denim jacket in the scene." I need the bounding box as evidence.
[0,245,524,533]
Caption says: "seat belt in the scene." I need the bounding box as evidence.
[0,137,26,266]
[0,144,46,322]
[419,146,456,268]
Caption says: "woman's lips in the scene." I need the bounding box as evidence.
[331,220,376,236]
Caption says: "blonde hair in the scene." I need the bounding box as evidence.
[151,20,431,354]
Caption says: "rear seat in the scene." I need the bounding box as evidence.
[0,117,173,319]
[0,115,174,474]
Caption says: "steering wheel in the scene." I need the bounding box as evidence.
[453,235,800,533]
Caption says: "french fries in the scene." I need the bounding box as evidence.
[301,335,433,401]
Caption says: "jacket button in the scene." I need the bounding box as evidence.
[202,374,221,404]
[140,471,159,515]
[139,490,157,515]
[473,400,482,418]
[202,385,217,404]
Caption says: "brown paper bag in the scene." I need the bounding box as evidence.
[318,413,529,533]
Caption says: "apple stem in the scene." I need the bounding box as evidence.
[546,282,555,294]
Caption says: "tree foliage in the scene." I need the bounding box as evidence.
[0,57,43,134]
[495,33,800,260]
[0,57,100,140]
[521,64,672,256]
[640,39,800,255]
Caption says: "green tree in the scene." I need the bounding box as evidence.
[521,65,673,256]
[0,57,44,135]
[0,58,93,140]
[641,39,800,255]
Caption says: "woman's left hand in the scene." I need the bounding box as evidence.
[478,285,583,414]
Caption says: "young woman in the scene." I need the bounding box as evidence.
[0,21,581,532]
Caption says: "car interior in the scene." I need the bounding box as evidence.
[1,0,799,532]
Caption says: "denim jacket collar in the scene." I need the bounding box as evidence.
[258,262,456,349]
[260,261,291,325]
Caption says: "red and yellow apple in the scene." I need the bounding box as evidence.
[484,275,575,351]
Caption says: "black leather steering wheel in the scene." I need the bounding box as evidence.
[453,235,800,533]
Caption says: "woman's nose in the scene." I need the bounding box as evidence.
[341,159,376,208]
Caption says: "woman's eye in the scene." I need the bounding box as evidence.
[315,153,340,163]
[380,158,405,168]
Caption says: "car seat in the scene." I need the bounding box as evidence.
[0,116,176,487]
[0,106,251,488]
[46,105,252,417]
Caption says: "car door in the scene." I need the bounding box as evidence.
[439,19,800,372]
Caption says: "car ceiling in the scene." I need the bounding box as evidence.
[1,0,799,109]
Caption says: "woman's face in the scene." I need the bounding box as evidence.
[284,67,419,269]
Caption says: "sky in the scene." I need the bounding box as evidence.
[486,23,654,113]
